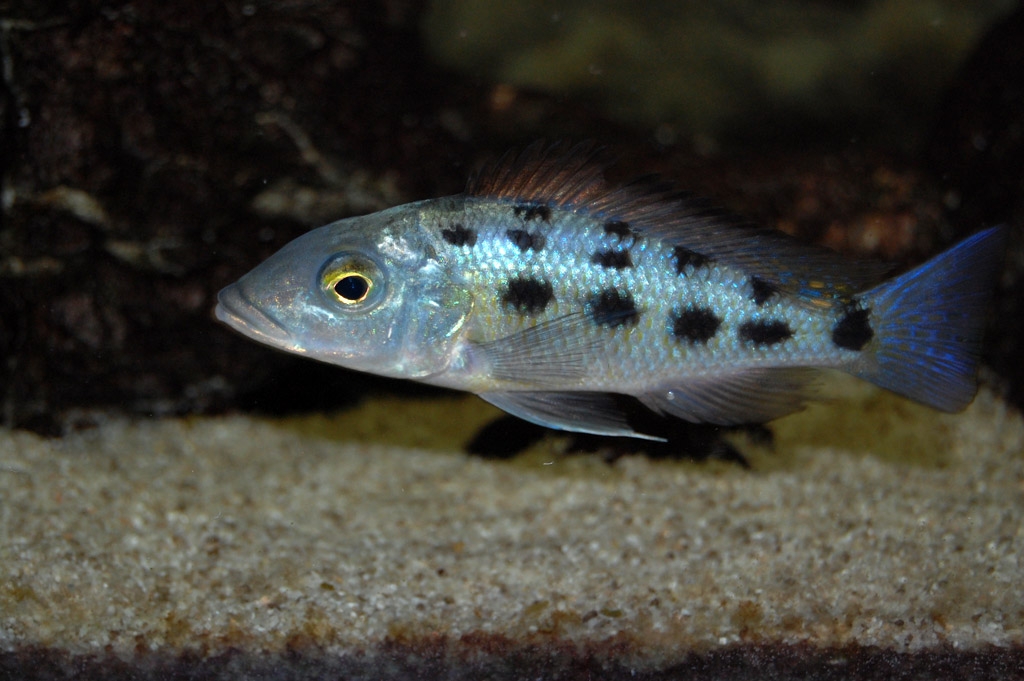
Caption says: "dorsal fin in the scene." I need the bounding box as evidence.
[466,142,890,301]
[466,140,610,208]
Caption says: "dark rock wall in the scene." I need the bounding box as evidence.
[0,1,471,432]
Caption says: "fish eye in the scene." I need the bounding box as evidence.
[328,272,372,304]
[319,253,385,309]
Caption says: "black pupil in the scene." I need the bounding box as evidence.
[335,275,368,301]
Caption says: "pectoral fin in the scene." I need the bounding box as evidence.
[469,314,603,387]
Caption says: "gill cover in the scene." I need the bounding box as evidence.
[394,258,474,378]
[317,211,475,379]
[312,207,474,379]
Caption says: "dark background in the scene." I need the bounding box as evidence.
[0,0,1021,436]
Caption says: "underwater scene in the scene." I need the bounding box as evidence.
[1,1,1023,679]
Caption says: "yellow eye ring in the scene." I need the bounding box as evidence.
[326,271,372,304]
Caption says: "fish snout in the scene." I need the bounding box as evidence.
[214,283,293,346]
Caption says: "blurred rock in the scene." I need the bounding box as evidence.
[424,0,1014,150]
[0,1,467,433]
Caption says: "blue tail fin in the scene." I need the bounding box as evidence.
[856,226,1006,412]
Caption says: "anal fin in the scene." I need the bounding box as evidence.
[478,391,666,441]
[638,368,821,425]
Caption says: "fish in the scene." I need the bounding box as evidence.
[215,142,1006,440]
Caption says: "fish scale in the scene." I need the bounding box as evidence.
[444,197,841,389]
[216,142,1006,440]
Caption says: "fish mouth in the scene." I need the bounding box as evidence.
[214,284,293,346]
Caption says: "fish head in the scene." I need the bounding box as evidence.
[215,202,473,380]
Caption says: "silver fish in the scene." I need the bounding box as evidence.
[216,142,1006,440]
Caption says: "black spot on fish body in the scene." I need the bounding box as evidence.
[589,289,639,328]
[502,277,553,314]
[671,307,721,344]
[441,223,476,247]
[832,305,873,351]
[513,204,551,222]
[749,277,779,306]
[738,319,793,346]
[506,229,546,252]
[604,220,635,242]
[591,249,633,270]
[673,246,711,274]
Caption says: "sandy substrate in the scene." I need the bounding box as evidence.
[1,387,1022,676]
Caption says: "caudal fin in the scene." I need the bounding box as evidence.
[856,226,1006,412]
